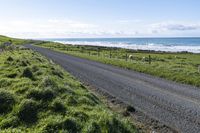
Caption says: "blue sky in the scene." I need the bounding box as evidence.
[0,0,200,38]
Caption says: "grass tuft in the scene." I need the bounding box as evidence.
[87,121,101,133]
[67,96,78,106]
[51,99,66,113]
[27,88,55,101]
[62,118,81,133]
[40,77,58,88]
[17,99,38,124]
[52,68,64,78]
[21,67,34,80]
[6,56,14,62]
[0,91,15,114]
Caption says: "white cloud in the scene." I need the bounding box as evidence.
[0,19,140,38]
[0,19,99,38]
[1,19,200,38]
[151,21,200,31]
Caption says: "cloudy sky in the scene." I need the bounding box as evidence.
[0,0,200,38]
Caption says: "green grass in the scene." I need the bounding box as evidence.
[37,42,200,87]
[0,44,138,132]
[0,35,32,45]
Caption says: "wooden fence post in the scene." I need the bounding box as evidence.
[109,49,112,58]
[98,48,100,57]
[126,53,128,61]
[80,47,82,53]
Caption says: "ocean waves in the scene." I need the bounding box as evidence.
[53,40,200,53]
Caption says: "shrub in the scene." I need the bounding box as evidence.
[27,88,55,101]
[0,91,15,114]
[17,100,38,123]
[22,67,34,79]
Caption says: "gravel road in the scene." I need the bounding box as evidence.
[26,44,200,133]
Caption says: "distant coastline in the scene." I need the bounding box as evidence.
[45,37,200,53]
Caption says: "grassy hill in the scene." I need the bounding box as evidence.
[0,35,31,45]
[0,36,137,132]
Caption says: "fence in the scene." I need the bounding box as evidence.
[56,46,153,64]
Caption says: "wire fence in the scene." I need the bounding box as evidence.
[54,46,153,64]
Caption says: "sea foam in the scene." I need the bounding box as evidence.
[54,40,200,53]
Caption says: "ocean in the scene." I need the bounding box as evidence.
[46,38,200,53]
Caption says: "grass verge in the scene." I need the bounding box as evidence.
[0,44,138,132]
[36,42,200,87]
